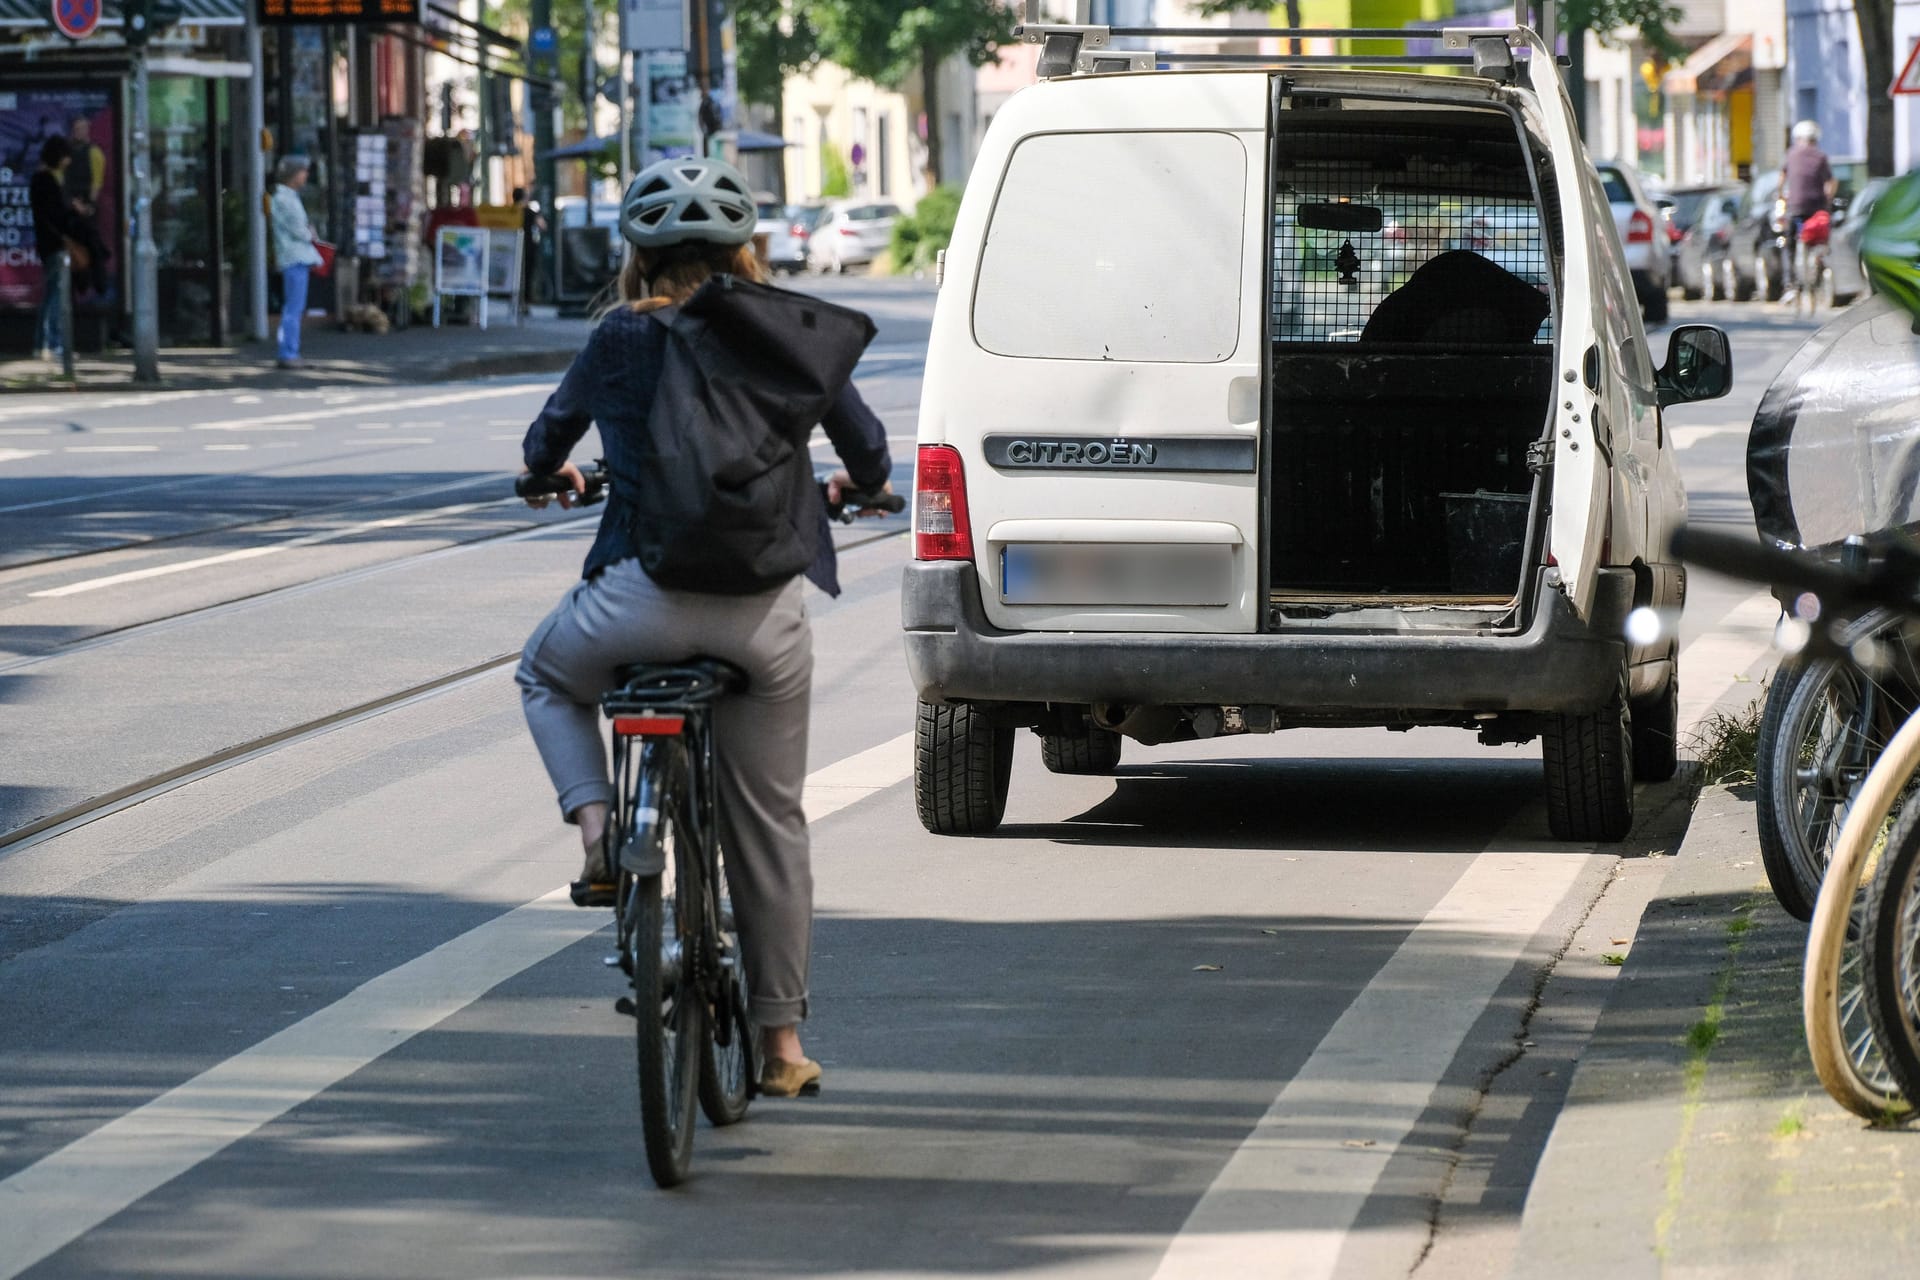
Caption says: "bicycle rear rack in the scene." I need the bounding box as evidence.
[1015,0,1567,82]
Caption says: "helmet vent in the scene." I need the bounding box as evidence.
[637,205,670,226]
[638,176,671,197]
[681,201,713,222]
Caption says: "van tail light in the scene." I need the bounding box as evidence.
[790,223,807,236]
[914,445,974,562]
[1627,210,1655,244]
[839,226,859,236]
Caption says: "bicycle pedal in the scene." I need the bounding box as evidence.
[614,996,636,1017]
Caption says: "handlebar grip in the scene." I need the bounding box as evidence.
[840,489,906,515]
[1670,526,1884,611]
[515,464,608,505]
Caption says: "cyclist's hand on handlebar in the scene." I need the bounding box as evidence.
[826,469,894,517]
[521,461,589,510]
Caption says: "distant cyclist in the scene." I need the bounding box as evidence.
[1780,120,1836,299]
[515,157,892,1099]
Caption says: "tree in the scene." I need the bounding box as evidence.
[1855,0,1895,175]
[492,0,611,134]
[809,0,1014,185]
[736,0,820,113]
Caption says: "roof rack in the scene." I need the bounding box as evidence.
[1015,1,1566,82]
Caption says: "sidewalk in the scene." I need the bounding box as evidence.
[1511,783,1920,1277]
[0,311,592,393]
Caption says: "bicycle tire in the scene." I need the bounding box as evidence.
[632,746,705,1187]
[1803,708,1920,1120]
[1757,647,1905,921]
[1864,800,1920,1105]
[698,892,754,1127]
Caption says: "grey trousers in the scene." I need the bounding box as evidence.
[517,559,814,1027]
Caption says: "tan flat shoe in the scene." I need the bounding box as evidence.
[759,1056,822,1097]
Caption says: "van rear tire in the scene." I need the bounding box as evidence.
[1543,673,1636,841]
[915,702,1014,835]
[1040,724,1123,775]
[1632,664,1680,782]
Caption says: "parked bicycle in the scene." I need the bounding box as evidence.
[516,463,903,1184]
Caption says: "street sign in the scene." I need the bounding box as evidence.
[530,24,557,57]
[257,0,422,26]
[620,0,685,52]
[51,0,99,39]
[1896,38,1920,95]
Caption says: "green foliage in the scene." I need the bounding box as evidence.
[736,0,820,111]
[890,183,962,271]
[809,0,1013,90]
[820,146,853,198]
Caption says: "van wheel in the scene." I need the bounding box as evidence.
[1543,672,1636,841]
[1632,665,1680,782]
[1040,724,1123,775]
[914,702,1014,835]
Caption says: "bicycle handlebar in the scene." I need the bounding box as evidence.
[826,486,906,524]
[1670,526,1920,622]
[515,463,609,505]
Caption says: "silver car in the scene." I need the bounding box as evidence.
[1594,161,1672,324]
[757,202,824,274]
[807,200,902,273]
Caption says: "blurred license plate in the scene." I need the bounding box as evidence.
[999,544,1234,606]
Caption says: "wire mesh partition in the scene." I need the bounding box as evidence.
[1271,110,1555,345]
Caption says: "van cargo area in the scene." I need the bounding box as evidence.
[1266,103,1557,610]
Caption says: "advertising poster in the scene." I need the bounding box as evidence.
[646,51,697,160]
[0,85,120,313]
[435,226,487,295]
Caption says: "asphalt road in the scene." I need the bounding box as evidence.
[0,283,1820,1279]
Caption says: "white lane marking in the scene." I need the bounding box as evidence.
[30,500,495,598]
[192,386,542,433]
[0,427,53,436]
[0,388,229,422]
[803,732,914,823]
[0,738,918,1279]
[355,423,393,430]
[203,444,252,452]
[365,437,437,445]
[1149,851,1592,1280]
[1678,589,1778,737]
[94,426,185,435]
[0,888,603,1280]
[0,449,50,464]
[1670,423,1746,451]
[63,445,161,454]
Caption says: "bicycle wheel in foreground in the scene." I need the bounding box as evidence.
[699,890,754,1127]
[633,756,705,1187]
[1756,646,1905,921]
[1865,802,1920,1106]
[1804,709,1920,1121]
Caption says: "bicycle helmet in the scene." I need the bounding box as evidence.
[618,157,757,251]
[1860,170,1920,319]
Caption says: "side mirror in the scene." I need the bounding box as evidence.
[1657,324,1732,407]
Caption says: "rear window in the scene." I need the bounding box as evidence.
[1596,168,1633,204]
[973,131,1245,362]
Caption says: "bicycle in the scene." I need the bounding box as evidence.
[1793,237,1832,317]
[517,463,903,1184]
[1673,525,1920,1120]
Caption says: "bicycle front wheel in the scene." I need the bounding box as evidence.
[1757,650,1902,920]
[1865,800,1920,1104]
[632,747,705,1187]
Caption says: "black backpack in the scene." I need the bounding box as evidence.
[613,275,876,594]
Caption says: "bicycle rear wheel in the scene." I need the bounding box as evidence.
[632,747,705,1187]
[699,890,754,1127]
[1864,802,1920,1104]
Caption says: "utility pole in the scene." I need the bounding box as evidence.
[530,0,557,298]
[129,37,159,381]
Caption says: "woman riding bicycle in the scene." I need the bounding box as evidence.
[515,157,893,1099]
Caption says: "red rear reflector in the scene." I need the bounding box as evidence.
[914,445,975,562]
[613,716,685,736]
[1627,210,1654,244]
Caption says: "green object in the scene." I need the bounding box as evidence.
[1861,170,1920,321]
[891,184,962,272]
[820,147,852,198]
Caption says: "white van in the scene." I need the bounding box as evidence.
[902,19,1732,842]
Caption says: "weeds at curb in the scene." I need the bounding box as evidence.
[1686,686,1768,789]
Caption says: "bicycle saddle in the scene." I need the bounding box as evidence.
[605,658,749,711]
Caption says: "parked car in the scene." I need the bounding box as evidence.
[806,200,902,273]
[904,25,1728,844]
[1594,161,1672,322]
[1671,185,1745,300]
[756,201,825,273]
[1661,184,1735,294]
[1827,175,1892,306]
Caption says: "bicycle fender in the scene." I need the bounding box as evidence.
[620,810,666,877]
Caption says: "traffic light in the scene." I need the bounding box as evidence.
[122,0,182,47]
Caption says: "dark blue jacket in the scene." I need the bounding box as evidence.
[523,304,893,596]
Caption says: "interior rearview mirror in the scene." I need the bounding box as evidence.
[1297,202,1384,233]
[1657,324,1732,408]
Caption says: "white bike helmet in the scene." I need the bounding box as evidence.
[619,158,757,250]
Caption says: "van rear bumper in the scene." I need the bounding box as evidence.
[901,562,1635,716]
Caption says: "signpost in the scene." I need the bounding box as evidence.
[51,0,100,40]
[1895,38,1920,96]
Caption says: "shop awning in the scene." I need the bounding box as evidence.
[0,0,246,27]
[1663,31,1752,97]
[734,130,789,152]
[544,135,615,160]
